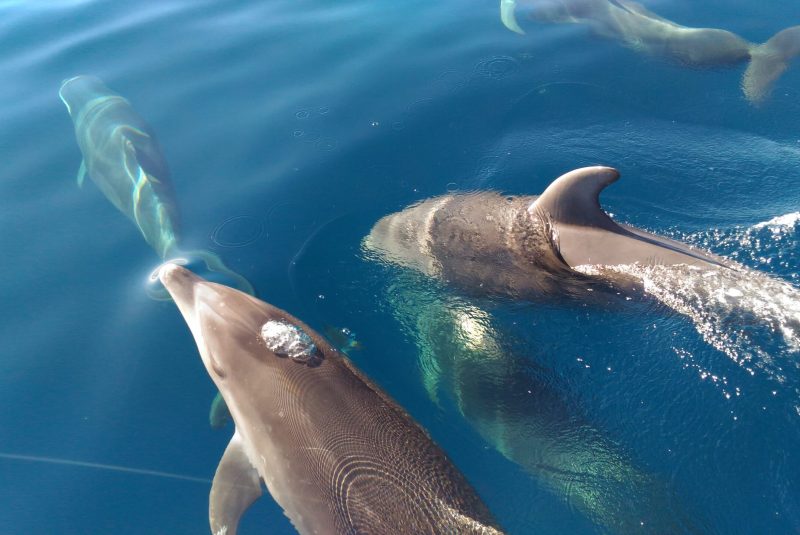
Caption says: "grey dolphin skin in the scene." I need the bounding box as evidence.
[364,166,729,301]
[59,75,254,296]
[157,263,503,535]
[380,271,705,534]
[500,0,800,104]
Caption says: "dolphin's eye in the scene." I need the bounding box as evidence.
[260,320,321,365]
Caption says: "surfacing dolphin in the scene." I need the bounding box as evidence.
[59,75,254,297]
[364,166,729,302]
[500,0,800,104]
[378,270,705,534]
[157,263,503,535]
[365,165,800,393]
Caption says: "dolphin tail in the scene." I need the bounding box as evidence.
[743,25,800,105]
[183,249,256,296]
[500,0,525,34]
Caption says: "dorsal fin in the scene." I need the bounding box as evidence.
[529,166,620,229]
[529,166,729,269]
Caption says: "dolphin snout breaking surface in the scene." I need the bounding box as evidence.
[160,264,503,535]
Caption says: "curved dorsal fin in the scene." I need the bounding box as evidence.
[529,166,620,229]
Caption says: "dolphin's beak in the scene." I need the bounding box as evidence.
[158,263,201,320]
[501,0,525,34]
[158,262,230,379]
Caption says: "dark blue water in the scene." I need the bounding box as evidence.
[2,0,800,533]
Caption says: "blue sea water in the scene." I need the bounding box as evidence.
[2,0,800,533]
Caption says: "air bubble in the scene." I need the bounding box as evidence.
[315,138,338,151]
[210,215,264,248]
[260,320,321,365]
[473,56,520,80]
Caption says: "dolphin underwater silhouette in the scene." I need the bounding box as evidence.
[500,0,800,104]
[59,75,254,297]
[157,263,503,535]
[364,166,730,301]
[378,270,705,534]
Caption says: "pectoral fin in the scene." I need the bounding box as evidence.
[210,431,263,535]
[77,160,87,188]
[209,392,232,429]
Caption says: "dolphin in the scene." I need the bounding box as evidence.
[500,0,800,104]
[364,166,731,301]
[208,326,362,430]
[157,263,503,535]
[378,270,705,534]
[59,75,254,297]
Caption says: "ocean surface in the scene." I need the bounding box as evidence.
[2,0,800,533]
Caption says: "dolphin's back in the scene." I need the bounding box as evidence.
[233,344,501,534]
[366,191,601,300]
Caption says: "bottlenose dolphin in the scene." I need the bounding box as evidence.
[157,263,502,535]
[208,327,361,430]
[59,75,254,297]
[364,166,730,301]
[378,270,704,534]
[500,0,800,104]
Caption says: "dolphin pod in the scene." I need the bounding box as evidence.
[377,270,705,534]
[500,0,800,104]
[364,166,731,301]
[59,75,254,297]
[157,263,503,535]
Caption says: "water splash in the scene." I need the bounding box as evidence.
[680,212,800,281]
[576,261,800,410]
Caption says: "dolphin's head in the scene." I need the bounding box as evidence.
[362,199,446,277]
[158,263,325,391]
[58,75,115,117]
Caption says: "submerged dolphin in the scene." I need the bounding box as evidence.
[364,166,729,301]
[59,75,253,296]
[500,0,800,104]
[379,270,704,534]
[158,263,502,535]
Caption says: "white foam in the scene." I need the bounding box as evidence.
[753,212,800,230]
[575,263,800,387]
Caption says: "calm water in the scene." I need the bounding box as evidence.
[2,0,800,533]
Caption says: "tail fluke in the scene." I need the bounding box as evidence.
[184,249,256,296]
[501,0,525,34]
[743,25,800,104]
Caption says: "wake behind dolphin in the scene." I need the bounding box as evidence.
[158,263,502,535]
[59,75,254,297]
[500,0,800,104]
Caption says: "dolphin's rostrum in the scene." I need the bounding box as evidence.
[59,75,254,297]
[158,263,502,535]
